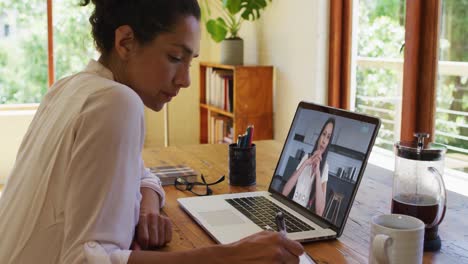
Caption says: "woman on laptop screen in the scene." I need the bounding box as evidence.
[282,118,335,216]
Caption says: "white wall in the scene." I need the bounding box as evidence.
[251,0,330,141]
[0,110,35,182]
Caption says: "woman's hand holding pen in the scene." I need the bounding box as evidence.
[225,231,304,264]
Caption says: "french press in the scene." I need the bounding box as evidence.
[392,133,447,252]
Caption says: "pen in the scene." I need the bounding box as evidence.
[248,125,254,147]
[242,132,248,148]
[276,212,316,264]
[276,213,317,264]
[275,211,287,236]
[244,127,250,148]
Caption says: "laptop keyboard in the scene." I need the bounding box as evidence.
[225,196,315,233]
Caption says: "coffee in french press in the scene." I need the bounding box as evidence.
[392,133,447,252]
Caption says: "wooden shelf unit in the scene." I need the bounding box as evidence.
[199,62,274,144]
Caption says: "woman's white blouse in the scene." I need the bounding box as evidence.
[0,60,165,264]
[292,155,329,207]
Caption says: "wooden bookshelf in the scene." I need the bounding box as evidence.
[200,103,234,118]
[199,62,274,144]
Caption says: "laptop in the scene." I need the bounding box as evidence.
[178,101,381,244]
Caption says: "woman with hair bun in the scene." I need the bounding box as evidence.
[0,1,303,263]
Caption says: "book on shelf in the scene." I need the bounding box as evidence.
[205,67,233,112]
[208,114,233,144]
[149,165,197,186]
[205,67,211,105]
[223,136,233,144]
[335,166,357,183]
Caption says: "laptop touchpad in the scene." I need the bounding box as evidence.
[199,210,245,226]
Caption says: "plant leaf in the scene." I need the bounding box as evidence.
[240,0,271,21]
[206,18,229,43]
[223,0,242,15]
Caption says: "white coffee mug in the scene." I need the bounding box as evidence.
[369,214,425,264]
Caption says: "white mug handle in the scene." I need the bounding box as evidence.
[372,234,392,264]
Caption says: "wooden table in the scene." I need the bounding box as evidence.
[143,140,468,263]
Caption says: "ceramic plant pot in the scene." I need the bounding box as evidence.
[220,38,244,65]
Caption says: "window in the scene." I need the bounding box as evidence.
[352,0,406,150]
[436,0,468,172]
[330,0,468,173]
[53,1,95,83]
[0,0,94,105]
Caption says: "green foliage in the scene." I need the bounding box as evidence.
[239,0,269,20]
[0,0,94,104]
[442,0,468,62]
[0,30,48,104]
[435,80,458,146]
[362,0,405,26]
[53,2,95,81]
[358,16,405,58]
[20,34,48,103]
[206,18,229,42]
[436,0,468,151]
[202,0,271,42]
[358,1,405,58]
[356,0,405,149]
[357,0,468,154]
[225,0,242,15]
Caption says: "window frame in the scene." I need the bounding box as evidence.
[47,0,54,87]
[328,0,353,110]
[400,0,441,142]
[328,0,442,144]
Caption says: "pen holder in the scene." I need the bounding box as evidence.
[228,143,256,186]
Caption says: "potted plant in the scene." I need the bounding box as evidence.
[201,0,272,65]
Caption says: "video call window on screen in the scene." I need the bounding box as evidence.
[271,108,376,228]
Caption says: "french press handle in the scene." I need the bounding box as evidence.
[428,167,447,228]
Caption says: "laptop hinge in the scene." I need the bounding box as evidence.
[270,192,333,230]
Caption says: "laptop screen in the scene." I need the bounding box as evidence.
[269,102,379,230]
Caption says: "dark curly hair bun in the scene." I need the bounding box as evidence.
[80,0,200,53]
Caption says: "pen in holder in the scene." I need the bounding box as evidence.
[228,143,256,186]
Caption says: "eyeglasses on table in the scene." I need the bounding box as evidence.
[174,174,225,196]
